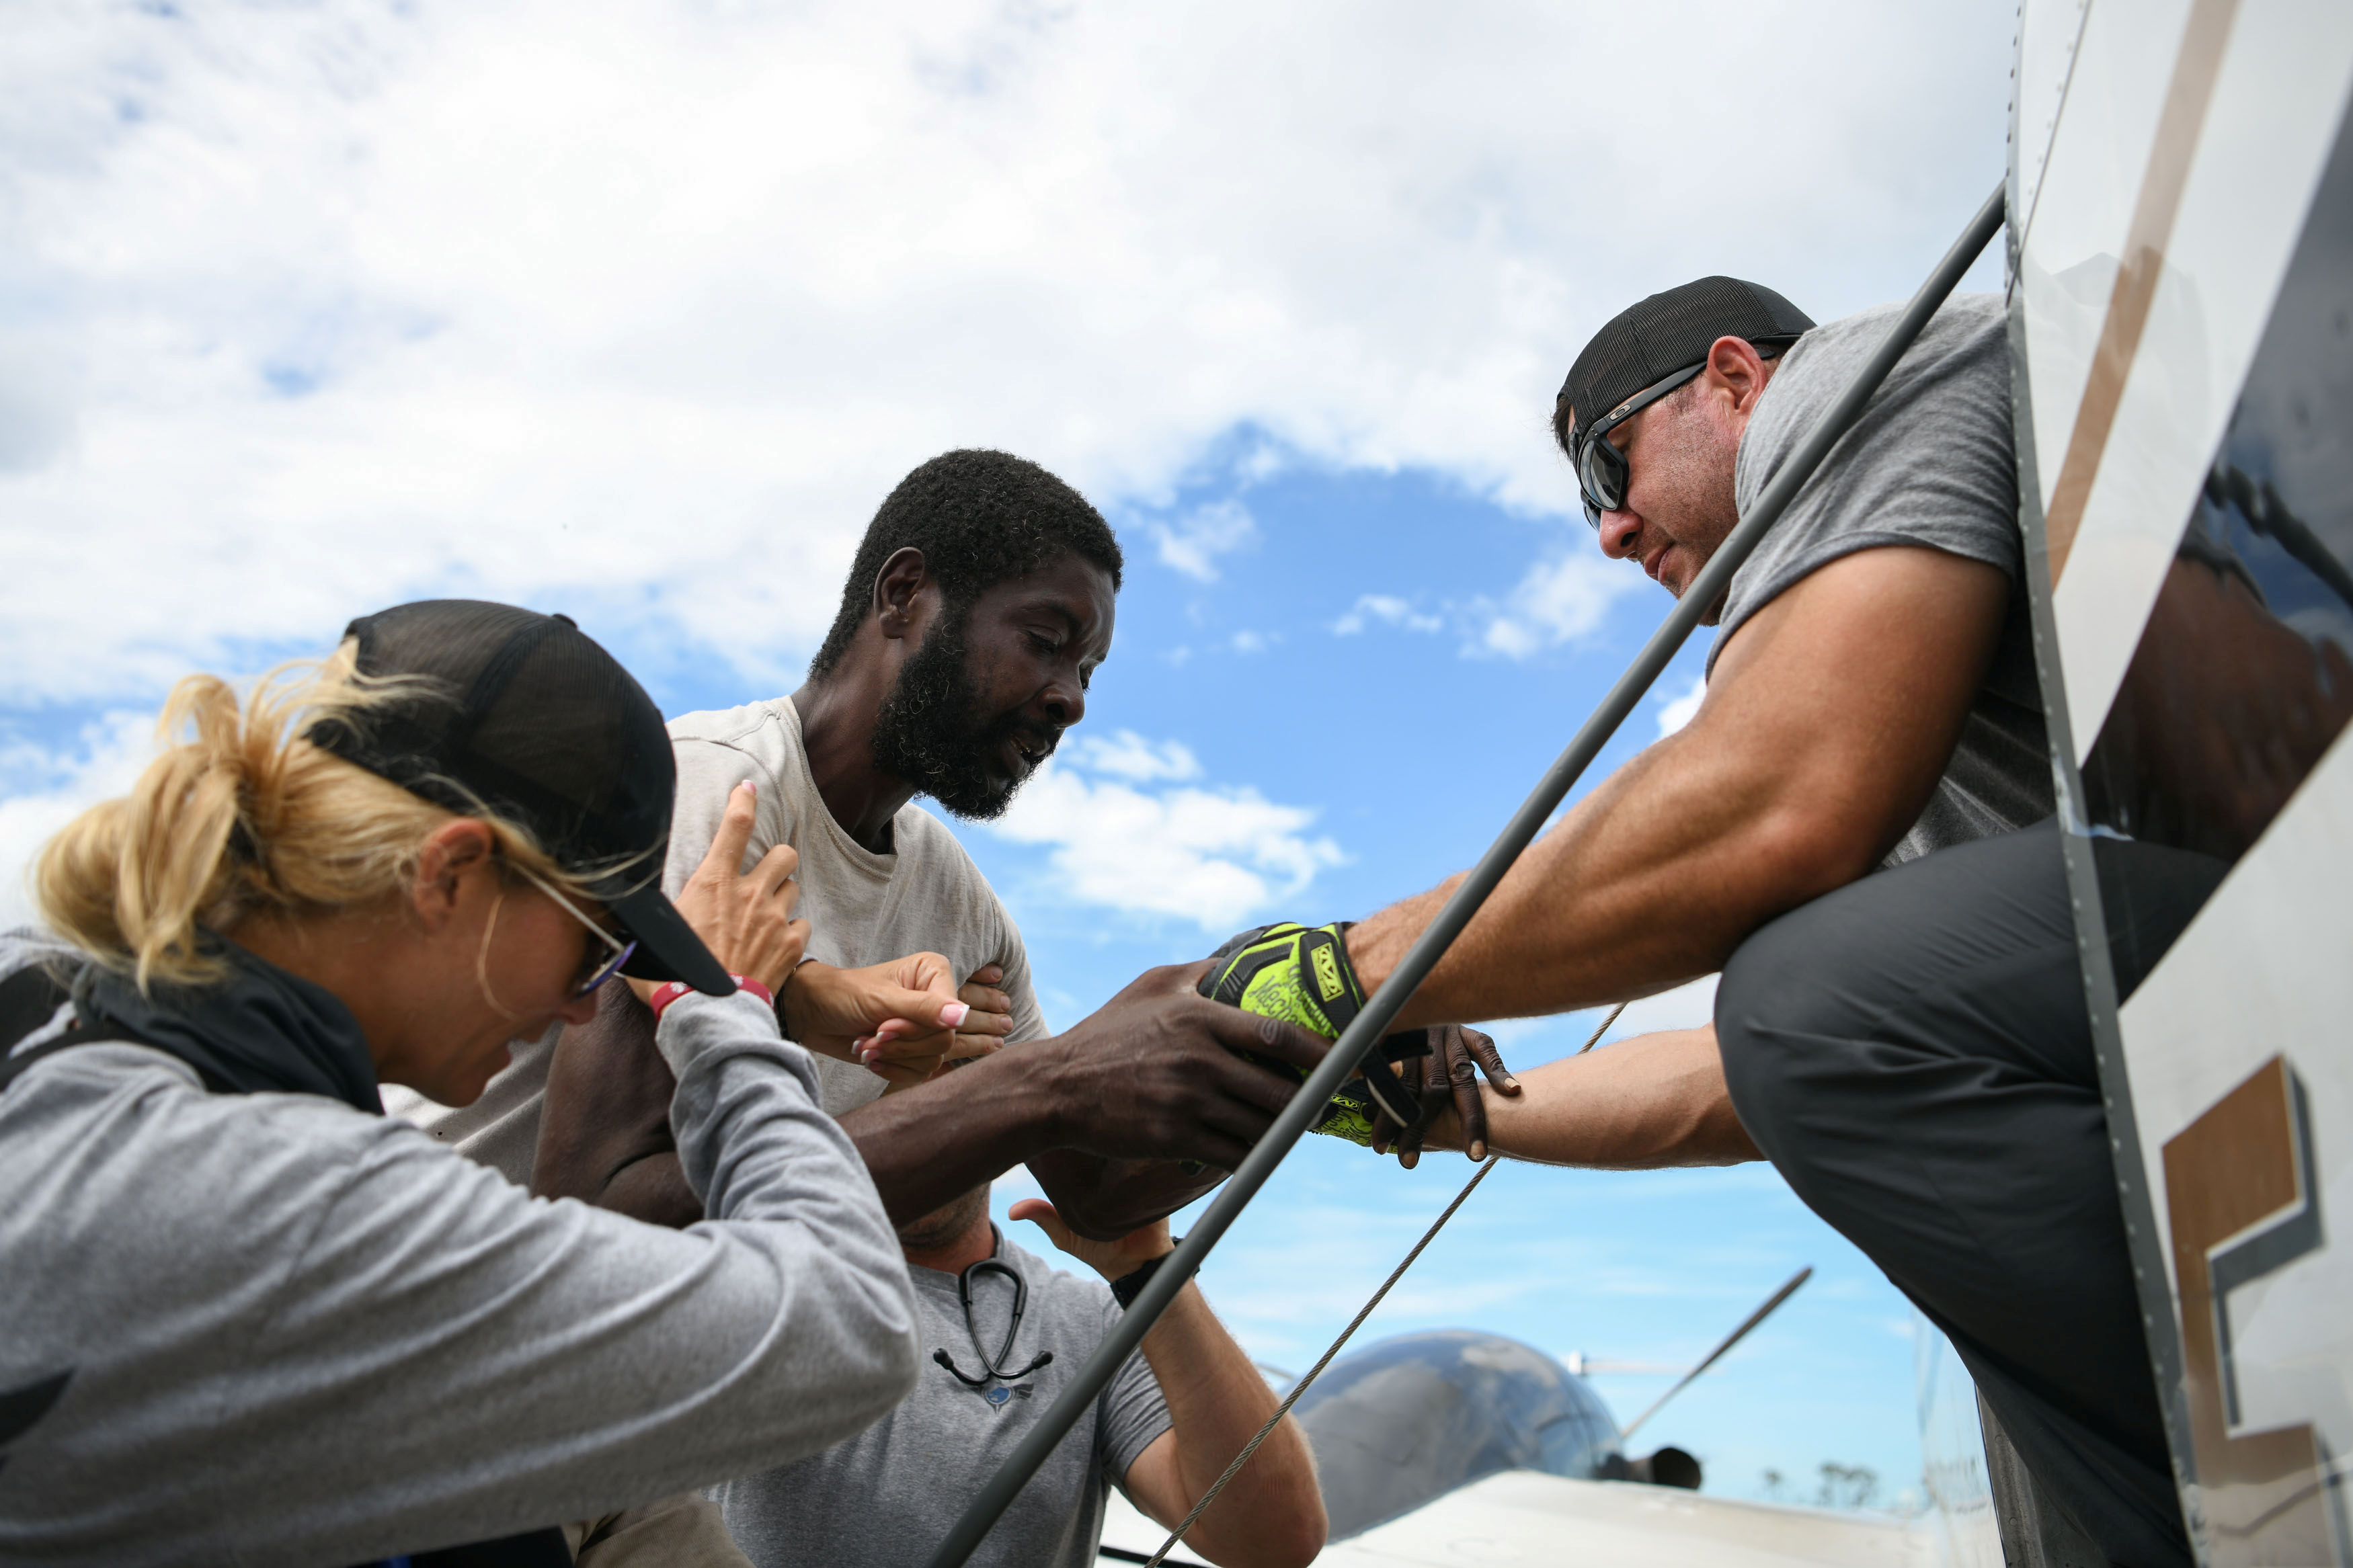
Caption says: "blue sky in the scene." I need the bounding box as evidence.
[1,0,2018,1513]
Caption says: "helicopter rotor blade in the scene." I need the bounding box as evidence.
[1618,1266,1813,1444]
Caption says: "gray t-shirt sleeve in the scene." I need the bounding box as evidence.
[1094,1295,1174,1492]
[992,916,1052,1044]
[664,735,798,896]
[1706,292,2052,864]
[1710,292,2020,663]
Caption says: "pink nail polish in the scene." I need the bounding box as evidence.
[941,1002,969,1028]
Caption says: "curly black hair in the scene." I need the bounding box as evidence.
[808,449,1124,680]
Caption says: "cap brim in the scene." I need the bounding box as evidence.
[602,878,737,996]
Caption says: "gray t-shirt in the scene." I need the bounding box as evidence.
[1710,292,2054,864]
[386,695,1049,1179]
[712,1227,1172,1568]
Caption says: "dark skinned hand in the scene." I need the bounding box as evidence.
[834,958,1333,1234]
[1045,960,1334,1170]
[1371,1025,1516,1167]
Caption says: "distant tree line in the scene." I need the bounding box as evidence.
[1758,1461,1880,1510]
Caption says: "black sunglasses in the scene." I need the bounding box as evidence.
[1574,363,1704,529]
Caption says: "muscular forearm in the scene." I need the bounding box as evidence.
[1421,1026,1759,1168]
[1135,1285,1325,1568]
[1350,550,2007,1028]
[1351,731,1843,1028]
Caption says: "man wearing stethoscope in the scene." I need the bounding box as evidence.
[706,1179,1326,1568]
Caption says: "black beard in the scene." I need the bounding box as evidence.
[870,609,1053,821]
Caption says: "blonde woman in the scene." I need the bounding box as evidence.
[0,601,975,1567]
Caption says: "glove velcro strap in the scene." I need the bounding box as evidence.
[1293,925,1366,1037]
[1379,1033,1432,1061]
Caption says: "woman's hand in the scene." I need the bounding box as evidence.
[785,950,973,1070]
[1009,1199,1173,1284]
[645,782,808,997]
[842,961,1019,1091]
[949,962,1017,1063]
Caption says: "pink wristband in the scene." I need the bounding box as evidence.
[648,975,774,1022]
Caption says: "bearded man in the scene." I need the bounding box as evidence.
[524,444,1351,1249]
[386,450,1082,1196]
[373,451,1332,1567]
[532,446,1336,1565]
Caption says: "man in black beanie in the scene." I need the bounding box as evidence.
[1283,280,2219,1567]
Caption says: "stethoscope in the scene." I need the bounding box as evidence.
[932,1258,1055,1388]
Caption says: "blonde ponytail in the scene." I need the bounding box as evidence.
[37,643,598,991]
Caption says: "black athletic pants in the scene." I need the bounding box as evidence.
[1717,821,2225,1568]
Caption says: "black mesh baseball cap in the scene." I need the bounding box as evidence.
[1557,276,1816,454]
[307,600,733,995]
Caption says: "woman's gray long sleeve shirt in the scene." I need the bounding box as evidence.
[0,932,920,1567]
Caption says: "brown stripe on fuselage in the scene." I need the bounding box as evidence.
[2042,0,2241,583]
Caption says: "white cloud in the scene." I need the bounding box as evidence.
[987,740,1346,931]
[1064,729,1201,784]
[0,713,158,931]
[1148,499,1258,583]
[0,0,2009,705]
[1474,547,1644,659]
[1655,673,1706,737]
[1229,630,1272,655]
[1332,593,1443,636]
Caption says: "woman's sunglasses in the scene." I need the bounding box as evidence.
[1573,362,1705,528]
[513,866,639,998]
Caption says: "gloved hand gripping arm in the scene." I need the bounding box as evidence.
[1197,923,1517,1160]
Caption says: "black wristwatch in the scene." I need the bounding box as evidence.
[1111,1239,1184,1309]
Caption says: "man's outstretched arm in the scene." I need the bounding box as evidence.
[1350,545,2011,1026]
[839,964,1326,1225]
[1406,1024,1760,1169]
[539,960,1330,1229]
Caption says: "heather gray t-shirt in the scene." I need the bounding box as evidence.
[1708,291,2053,864]
[711,1227,1171,1568]
[0,930,920,1567]
[387,695,1049,1180]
